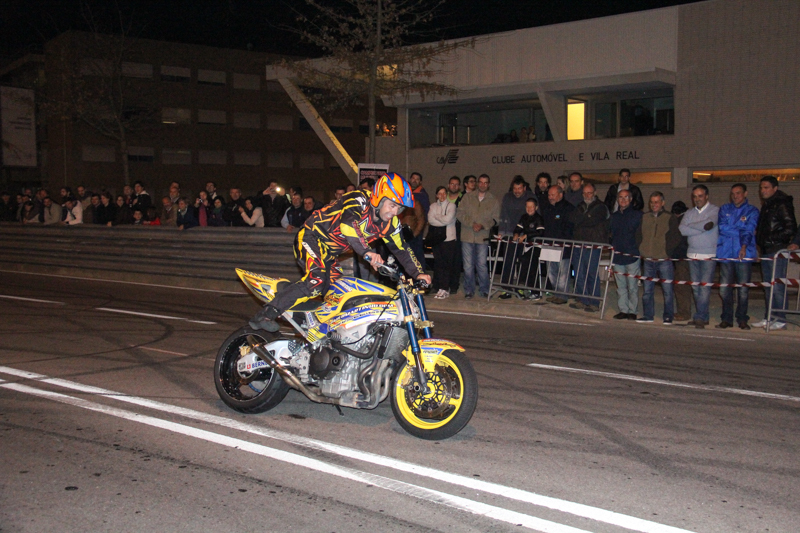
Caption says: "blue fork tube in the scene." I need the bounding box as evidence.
[399,288,427,389]
[414,292,432,339]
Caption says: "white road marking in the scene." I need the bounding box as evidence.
[1,381,591,533]
[0,294,65,305]
[427,309,596,327]
[0,269,242,294]
[681,333,755,342]
[95,307,216,325]
[527,363,800,403]
[0,366,693,533]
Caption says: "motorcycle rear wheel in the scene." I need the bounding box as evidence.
[391,349,478,440]
[214,325,290,414]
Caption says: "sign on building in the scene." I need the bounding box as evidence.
[1,86,37,168]
[357,163,390,184]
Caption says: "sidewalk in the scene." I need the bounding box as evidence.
[424,285,800,336]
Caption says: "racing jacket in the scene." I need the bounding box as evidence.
[303,190,424,278]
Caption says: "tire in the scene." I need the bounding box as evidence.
[214,325,290,414]
[391,349,478,440]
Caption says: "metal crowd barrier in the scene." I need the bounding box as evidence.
[488,236,615,318]
[766,249,800,333]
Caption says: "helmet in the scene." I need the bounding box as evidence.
[370,172,415,209]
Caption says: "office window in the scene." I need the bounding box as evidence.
[299,154,324,169]
[567,100,585,141]
[162,149,192,165]
[620,96,674,136]
[233,73,260,90]
[162,108,191,125]
[234,151,261,166]
[197,69,226,85]
[267,151,293,168]
[198,150,227,165]
[233,112,261,129]
[82,145,115,162]
[198,109,227,125]
[267,114,293,131]
[160,65,190,82]
[127,146,154,163]
[122,62,153,79]
[593,102,617,139]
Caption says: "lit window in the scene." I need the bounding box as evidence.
[567,101,585,140]
[162,108,191,125]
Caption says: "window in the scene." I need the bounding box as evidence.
[233,73,260,90]
[197,69,226,86]
[693,168,800,183]
[620,96,674,137]
[407,99,548,148]
[329,118,353,133]
[233,112,261,129]
[122,62,153,79]
[197,109,227,125]
[82,145,115,162]
[162,108,191,125]
[299,154,324,169]
[161,65,190,83]
[162,149,192,165]
[267,114,293,131]
[198,150,227,165]
[267,151,293,168]
[567,100,585,141]
[593,102,617,139]
[234,151,261,166]
[127,146,154,163]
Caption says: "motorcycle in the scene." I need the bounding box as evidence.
[214,259,478,440]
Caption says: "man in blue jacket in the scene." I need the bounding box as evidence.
[716,183,759,330]
[610,190,643,319]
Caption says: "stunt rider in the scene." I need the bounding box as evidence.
[250,172,432,332]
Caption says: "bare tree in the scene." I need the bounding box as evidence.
[43,5,158,185]
[285,0,473,163]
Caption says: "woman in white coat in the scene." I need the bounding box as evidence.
[241,197,264,228]
[427,186,458,299]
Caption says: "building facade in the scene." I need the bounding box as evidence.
[370,0,800,204]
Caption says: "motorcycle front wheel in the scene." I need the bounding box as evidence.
[214,326,290,414]
[391,349,478,440]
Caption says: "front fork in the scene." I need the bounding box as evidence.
[399,288,429,393]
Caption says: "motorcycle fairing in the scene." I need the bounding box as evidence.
[236,268,289,304]
[403,338,465,372]
[306,302,399,342]
[314,276,396,323]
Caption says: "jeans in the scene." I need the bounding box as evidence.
[761,255,788,320]
[614,261,640,314]
[689,259,716,322]
[462,241,489,295]
[719,261,751,323]
[642,260,674,321]
[571,247,602,305]
[547,257,571,293]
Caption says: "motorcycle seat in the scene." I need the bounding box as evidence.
[290,299,325,312]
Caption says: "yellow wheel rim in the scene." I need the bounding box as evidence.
[395,353,464,430]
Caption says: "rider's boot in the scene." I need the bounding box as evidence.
[249,305,281,332]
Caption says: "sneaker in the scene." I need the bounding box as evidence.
[752,318,768,328]
[439,291,449,300]
[550,297,567,305]
[635,317,654,323]
[464,293,474,300]
[434,289,447,299]
[613,312,628,320]
[663,318,673,325]
[526,293,542,301]
[768,320,787,330]
[499,292,513,300]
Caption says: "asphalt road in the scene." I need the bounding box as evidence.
[1,271,798,533]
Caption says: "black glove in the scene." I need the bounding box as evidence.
[703,221,714,231]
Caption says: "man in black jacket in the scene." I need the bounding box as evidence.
[604,168,644,212]
[753,175,797,329]
[257,180,290,227]
[541,185,575,303]
[568,183,610,311]
[223,187,246,227]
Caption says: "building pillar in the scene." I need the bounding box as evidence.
[672,167,689,189]
[537,87,566,142]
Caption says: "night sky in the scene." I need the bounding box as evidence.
[1,0,702,61]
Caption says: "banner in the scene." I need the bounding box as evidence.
[1,86,37,167]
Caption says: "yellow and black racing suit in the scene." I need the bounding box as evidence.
[268,189,424,313]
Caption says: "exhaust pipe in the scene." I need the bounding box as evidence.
[246,336,339,406]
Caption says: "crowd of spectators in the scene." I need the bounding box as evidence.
[3,170,798,330]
